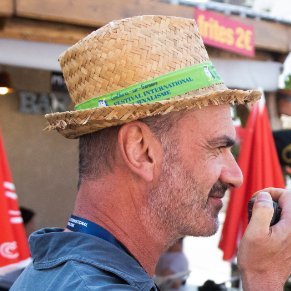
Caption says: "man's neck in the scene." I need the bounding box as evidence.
[73,180,169,276]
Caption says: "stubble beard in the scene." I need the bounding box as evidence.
[144,136,222,240]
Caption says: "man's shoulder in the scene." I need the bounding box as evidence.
[11,228,156,290]
[11,259,140,291]
[69,260,141,290]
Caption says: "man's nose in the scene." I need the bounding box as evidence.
[220,155,243,188]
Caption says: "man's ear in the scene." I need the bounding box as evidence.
[117,121,162,182]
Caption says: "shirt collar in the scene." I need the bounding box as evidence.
[29,228,156,290]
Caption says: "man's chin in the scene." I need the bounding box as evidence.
[199,225,219,237]
[186,219,219,237]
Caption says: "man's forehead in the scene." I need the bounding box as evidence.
[183,104,232,123]
[199,103,231,114]
[179,104,235,138]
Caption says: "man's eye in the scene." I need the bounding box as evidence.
[213,147,223,155]
[217,145,231,153]
[218,147,224,153]
[218,145,226,150]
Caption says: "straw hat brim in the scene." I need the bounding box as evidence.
[45,88,261,138]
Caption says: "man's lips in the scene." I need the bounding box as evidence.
[208,194,224,209]
[209,192,225,199]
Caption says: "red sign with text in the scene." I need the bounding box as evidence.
[195,9,255,57]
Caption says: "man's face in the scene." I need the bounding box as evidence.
[148,104,243,238]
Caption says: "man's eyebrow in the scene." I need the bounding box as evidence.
[207,135,236,147]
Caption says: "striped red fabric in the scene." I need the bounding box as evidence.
[0,130,30,274]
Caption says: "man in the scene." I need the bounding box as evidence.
[11,15,291,290]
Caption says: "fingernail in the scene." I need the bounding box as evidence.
[257,191,271,202]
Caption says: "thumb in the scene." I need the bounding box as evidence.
[248,192,274,235]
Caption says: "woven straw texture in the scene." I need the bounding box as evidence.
[45,15,261,138]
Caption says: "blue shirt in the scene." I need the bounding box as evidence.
[11,228,157,290]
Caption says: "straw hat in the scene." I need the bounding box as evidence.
[45,15,261,138]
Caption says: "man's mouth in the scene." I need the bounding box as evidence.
[207,182,229,209]
[208,194,224,210]
[209,193,225,199]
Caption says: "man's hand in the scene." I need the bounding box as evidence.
[237,188,291,291]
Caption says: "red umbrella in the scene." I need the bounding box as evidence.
[219,98,285,260]
[0,130,31,275]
